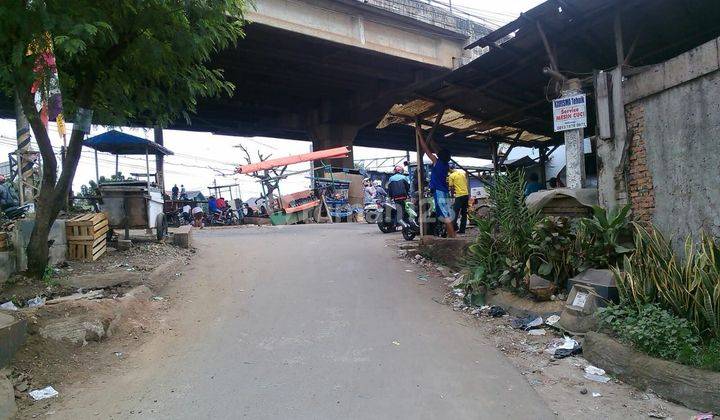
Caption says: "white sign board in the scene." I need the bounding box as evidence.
[552,93,587,132]
[572,291,589,308]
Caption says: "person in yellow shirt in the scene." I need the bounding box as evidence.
[448,165,469,234]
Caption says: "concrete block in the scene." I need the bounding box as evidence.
[48,244,67,266]
[17,219,67,247]
[418,236,472,270]
[663,38,719,89]
[0,252,14,284]
[172,225,192,249]
[0,313,26,368]
[623,65,664,103]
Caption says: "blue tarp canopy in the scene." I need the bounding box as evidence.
[84,130,174,156]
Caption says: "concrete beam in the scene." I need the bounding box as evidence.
[247,0,469,69]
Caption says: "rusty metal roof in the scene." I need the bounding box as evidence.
[378,0,720,150]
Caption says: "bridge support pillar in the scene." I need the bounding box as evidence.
[309,123,358,171]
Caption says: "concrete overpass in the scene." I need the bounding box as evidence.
[174,0,492,165]
[0,1,491,164]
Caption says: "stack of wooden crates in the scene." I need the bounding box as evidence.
[66,213,109,261]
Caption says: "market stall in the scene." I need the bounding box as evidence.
[84,130,174,240]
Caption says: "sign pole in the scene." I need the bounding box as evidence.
[552,78,586,189]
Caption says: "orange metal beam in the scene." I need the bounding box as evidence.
[236,146,350,174]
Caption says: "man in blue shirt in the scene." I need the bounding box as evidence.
[208,196,218,214]
[525,173,544,196]
[418,133,456,238]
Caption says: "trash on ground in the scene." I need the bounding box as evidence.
[579,387,587,394]
[152,296,165,301]
[592,392,602,397]
[416,274,428,282]
[545,314,560,326]
[548,336,582,359]
[584,365,611,383]
[527,328,546,336]
[452,288,465,298]
[512,315,543,330]
[584,365,606,376]
[47,290,104,305]
[0,301,18,311]
[26,296,46,308]
[693,414,714,420]
[488,306,506,318]
[392,341,400,346]
[29,386,59,400]
[114,352,123,357]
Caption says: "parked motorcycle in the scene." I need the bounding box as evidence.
[400,197,446,241]
[376,199,400,233]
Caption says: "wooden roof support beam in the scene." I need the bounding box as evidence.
[536,21,559,72]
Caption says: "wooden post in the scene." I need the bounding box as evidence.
[94,150,100,183]
[153,126,165,193]
[539,146,548,186]
[415,124,425,238]
[614,8,624,67]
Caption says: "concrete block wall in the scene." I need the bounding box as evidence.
[624,103,655,222]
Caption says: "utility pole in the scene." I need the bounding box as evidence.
[154,126,165,193]
[561,78,586,189]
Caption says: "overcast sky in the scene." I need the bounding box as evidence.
[0,0,544,200]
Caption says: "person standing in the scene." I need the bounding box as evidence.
[448,165,469,234]
[417,134,456,238]
[363,178,376,204]
[180,184,187,200]
[171,184,179,200]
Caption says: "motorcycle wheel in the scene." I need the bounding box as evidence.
[402,227,416,241]
[364,210,378,224]
[378,222,395,234]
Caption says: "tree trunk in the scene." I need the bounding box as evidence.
[17,85,91,278]
[25,126,86,277]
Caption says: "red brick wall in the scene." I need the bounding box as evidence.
[625,103,655,222]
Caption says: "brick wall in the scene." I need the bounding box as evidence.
[624,102,655,222]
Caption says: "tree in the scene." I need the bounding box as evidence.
[0,0,247,277]
[235,143,288,203]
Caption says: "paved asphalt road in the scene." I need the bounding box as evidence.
[45,224,553,419]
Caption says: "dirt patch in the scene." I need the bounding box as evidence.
[3,241,193,417]
[396,239,700,419]
[0,242,192,309]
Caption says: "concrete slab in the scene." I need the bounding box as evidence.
[663,38,719,88]
[0,313,26,368]
[172,225,192,248]
[0,252,14,284]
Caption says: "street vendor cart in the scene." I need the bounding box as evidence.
[84,130,174,240]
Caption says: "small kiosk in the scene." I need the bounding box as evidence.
[84,130,174,240]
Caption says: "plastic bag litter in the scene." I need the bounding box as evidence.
[527,328,546,336]
[0,301,18,311]
[546,336,582,359]
[488,306,506,317]
[511,315,543,330]
[545,314,561,326]
[29,386,58,400]
[26,296,45,308]
[585,365,606,376]
[584,365,611,383]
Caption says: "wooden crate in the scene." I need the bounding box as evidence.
[68,239,107,261]
[66,213,109,241]
[66,213,108,261]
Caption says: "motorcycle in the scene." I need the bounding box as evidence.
[1,203,32,221]
[376,199,401,234]
[400,197,446,241]
[363,200,381,224]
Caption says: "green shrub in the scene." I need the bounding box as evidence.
[613,224,720,338]
[598,303,699,361]
[527,216,576,287]
[574,205,633,272]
